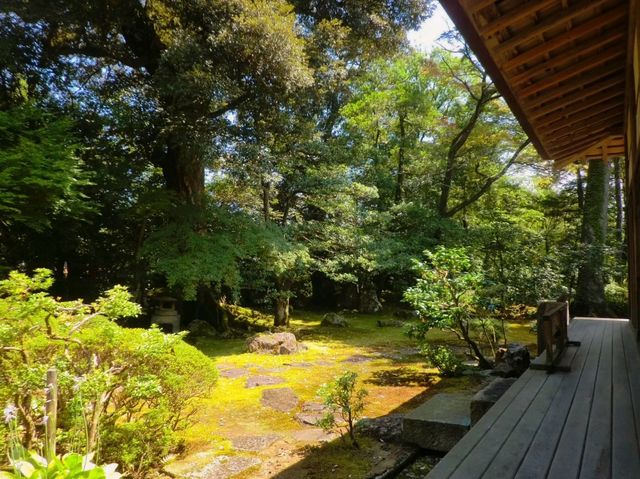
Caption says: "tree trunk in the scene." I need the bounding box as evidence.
[576,165,585,211]
[274,297,290,327]
[613,157,625,270]
[395,112,406,204]
[162,140,206,205]
[574,159,610,316]
[262,177,271,222]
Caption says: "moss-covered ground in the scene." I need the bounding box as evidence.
[166,311,537,479]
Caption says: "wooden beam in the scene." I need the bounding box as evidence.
[525,64,625,110]
[508,29,625,87]
[494,0,611,55]
[541,109,620,141]
[501,5,626,72]
[551,115,623,142]
[440,0,551,159]
[549,126,622,155]
[535,91,624,127]
[517,45,624,97]
[465,0,496,14]
[554,135,624,166]
[535,95,624,130]
[539,103,624,136]
[529,76,625,119]
[480,0,557,37]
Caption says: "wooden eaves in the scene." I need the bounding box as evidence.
[440,0,628,167]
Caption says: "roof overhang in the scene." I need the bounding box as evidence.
[440,0,628,165]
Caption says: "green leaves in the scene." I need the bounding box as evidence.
[0,106,92,231]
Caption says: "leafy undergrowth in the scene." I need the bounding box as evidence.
[166,310,536,479]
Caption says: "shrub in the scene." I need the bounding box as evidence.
[317,372,368,448]
[605,281,628,317]
[404,247,493,369]
[420,345,464,377]
[0,270,217,476]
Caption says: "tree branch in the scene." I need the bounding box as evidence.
[445,139,531,217]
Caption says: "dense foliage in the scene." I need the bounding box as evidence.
[0,270,217,476]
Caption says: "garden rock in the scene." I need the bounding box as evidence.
[492,343,531,377]
[394,309,420,320]
[360,287,383,313]
[187,319,219,338]
[246,332,304,354]
[342,354,374,363]
[245,375,285,388]
[291,428,337,442]
[231,434,281,451]
[295,402,330,426]
[321,313,350,327]
[470,378,517,425]
[402,393,471,452]
[356,413,404,443]
[377,319,404,328]
[261,387,299,412]
[219,367,248,379]
[187,455,261,479]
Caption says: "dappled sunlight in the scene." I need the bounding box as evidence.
[167,311,536,478]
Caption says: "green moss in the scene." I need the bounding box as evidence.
[170,311,536,476]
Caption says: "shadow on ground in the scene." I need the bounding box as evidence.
[268,374,486,479]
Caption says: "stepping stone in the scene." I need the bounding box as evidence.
[295,402,330,425]
[261,387,299,412]
[470,377,517,425]
[402,393,471,452]
[291,428,337,442]
[342,354,374,363]
[245,375,285,388]
[219,368,248,379]
[187,455,261,479]
[231,434,281,451]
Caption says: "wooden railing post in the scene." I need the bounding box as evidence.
[533,301,580,373]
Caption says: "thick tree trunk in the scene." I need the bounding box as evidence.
[162,140,206,205]
[395,112,406,204]
[574,159,610,316]
[262,177,271,222]
[274,297,290,327]
[576,165,585,211]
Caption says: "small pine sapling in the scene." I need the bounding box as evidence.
[317,371,368,448]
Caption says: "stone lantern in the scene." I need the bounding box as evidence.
[150,296,180,333]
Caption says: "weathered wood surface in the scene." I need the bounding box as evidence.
[427,318,640,479]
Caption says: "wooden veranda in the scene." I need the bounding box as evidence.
[423,0,640,477]
[427,317,640,478]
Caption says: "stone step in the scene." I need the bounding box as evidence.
[401,393,472,452]
[470,377,518,426]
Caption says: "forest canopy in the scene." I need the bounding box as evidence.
[0,0,627,325]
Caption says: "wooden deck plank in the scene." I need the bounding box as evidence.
[447,373,548,478]
[483,320,595,478]
[427,318,640,479]
[579,320,613,478]
[529,319,604,479]
[612,321,640,478]
[513,321,598,479]
[426,370,537,477]
[622,322,640,446]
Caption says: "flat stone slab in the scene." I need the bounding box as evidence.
[402,393,471,452]
[470,378,517,425]
[261,387,299,412]
[231,434,281,451]
[187,455,261,479]
[245,375,285,388]
[342,354,375,363]
[219,368,248,379]
[291,428,337,442]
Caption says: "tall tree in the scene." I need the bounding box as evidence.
[574,159,610,316]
